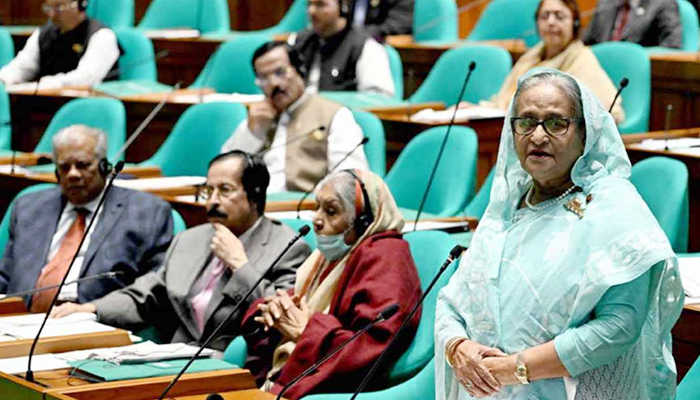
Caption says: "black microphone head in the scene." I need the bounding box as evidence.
[378,304,400,321]
[449,245,466,260]
[317,126,326,132]
[361,137,369,144]
[619,77,629,88]
[468,61,476,71]
[206,394,224,400]
[298,225,311,237]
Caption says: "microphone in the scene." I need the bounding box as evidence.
[664,104,673,151]
[608,77,628,114]
[254,126,327,157]
[10,150,16,175]
[25,82,182,383]
[2,271,123,299]
[413,62,476,231]
[205,394,224,400]
[157,226,311,400]
[294,136,370,219]
[275,304,400,400]
[348,245,466,400]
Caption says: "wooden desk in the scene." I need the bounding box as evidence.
[0,330,132,359]
[673,304,700,381]
[0,297,27,315]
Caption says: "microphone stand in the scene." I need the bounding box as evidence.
[413,62,476,231]
[157,226,311,400]
[608,77,628,114]
[348,245,465,400]
[664,104,673,151]
[3,271,123,299]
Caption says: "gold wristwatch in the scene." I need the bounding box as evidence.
[514,353,530,385]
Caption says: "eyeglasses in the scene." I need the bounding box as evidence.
[42,1,78,14]
[198,183,240,200]
[537,11,571,22]
[255,66,294,87]
[510,117,580,137]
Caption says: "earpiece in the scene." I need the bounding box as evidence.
[78,0,88,12]
[339,0,350,18]
[343,170,374,237]
[98,158,112,177]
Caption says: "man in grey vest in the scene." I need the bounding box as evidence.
[288,0,395,97]
[0,0,120,87]
[221,42,369,193]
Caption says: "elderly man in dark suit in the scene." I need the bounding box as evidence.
[0,125,173,312]
[53,151,312,351]
[583,0,682,48]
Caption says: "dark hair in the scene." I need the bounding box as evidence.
[251,41,307,80]
[535,0,581,37]
[208,151,270,215]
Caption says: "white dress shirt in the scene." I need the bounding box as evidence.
[222,93,370,193]
[0,26,120,87]
[47,193,105,301]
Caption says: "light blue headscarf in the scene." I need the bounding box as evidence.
[434,68,683,400]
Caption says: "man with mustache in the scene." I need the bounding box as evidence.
[221,41,369,193]
[52,151,311,350]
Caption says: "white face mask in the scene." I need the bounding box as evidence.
[316,225,353,261]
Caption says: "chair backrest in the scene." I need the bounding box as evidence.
[137,0,230,34]
[0,27,15,69]
[408,45,512,107]
[0,84,11,151]
[466,0,541,47]
[413,0,458,42]
[190,34,272,94]
[591,42,651,134]
[388,231,458,382]
[171,209,187,235]
[0,183,57,259]
[630,156,689,252]
[34,98,127,161]
[464,167,495,219]
[386,126,478,217]
[87,0,135,29]
[140,102,248,176]
[384,44,404,100]
[279,218,316,250]
[678,0,700,52]
[258,0,309,34]
[677,355,700,400]
[114,29,157,81]
[351,110,386,178]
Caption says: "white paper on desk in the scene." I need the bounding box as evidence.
[265,210,315,221]
[410,107,505,123]
[142,29,201,39]
[0,165,32,175]
[685,296,700,305]
[0,312,95,327]
[0,321,115,340]
[678,257,700,297]
[0,335,17,342]
[171,92,265,104]
[114,176,206,191]
[55,341,215,364]
[0,354,69,375]
[634,138,700,151]
[402,220,471,233]
[175,195,205,204]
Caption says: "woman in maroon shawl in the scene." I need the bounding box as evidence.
[241,169,422,399]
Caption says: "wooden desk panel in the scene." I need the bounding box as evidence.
[0,330,132,359]
[0,297,27,315]
[674,304,700,381]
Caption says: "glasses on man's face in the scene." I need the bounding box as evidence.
[537,11,570,22]
[42,1,78,15]
[511,117,579,137]
[255,66,294,88]
[198,183,240,200]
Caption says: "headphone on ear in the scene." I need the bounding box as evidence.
[78,0,88,12]
[339,0,350,18]
[209,150,270,214]
[343,169,374,238]
[54,157,112,181]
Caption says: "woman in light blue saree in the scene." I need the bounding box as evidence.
[434,68,683,400]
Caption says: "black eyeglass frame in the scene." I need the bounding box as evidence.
[510,117,582,137]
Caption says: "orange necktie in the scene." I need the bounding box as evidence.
[31,209,87,313]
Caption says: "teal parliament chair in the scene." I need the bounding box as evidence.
[189,34,272,94]
[678,356,700,400]
[466,0,541,47]
[137,0,230,34]
[678,0,700,52]
[385,45,404,100]
[280,218,316,250]
[114,29,157,81]
[139,102,248,177]
[408,45,512,107]
[0,84,11,151]
[385,126,479,217]
[224,231,460,400]
[0,27,14,69]
[413,0,458,42]
[630,156,689,253]
[351,110,386,178]
[33,98,127,162]
[464,167,495,219]
[87,0,135,29]
[591,42,651,134]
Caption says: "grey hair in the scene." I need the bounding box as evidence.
[513,71,586,138]
[317,170,357,225]
[52,125,108,161]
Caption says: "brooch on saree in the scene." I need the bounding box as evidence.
[564,193,593,219]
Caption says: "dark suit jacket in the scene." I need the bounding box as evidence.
[350,0,414,37]
[92,218,311,351]
[0,187,173,306]
[583,0,682,48]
